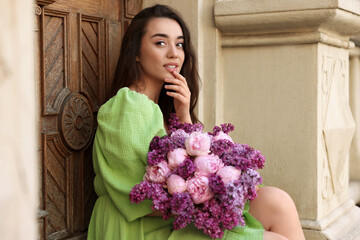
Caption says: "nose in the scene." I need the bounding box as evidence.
[167,44,179,59]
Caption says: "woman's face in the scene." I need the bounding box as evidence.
[137,17,185,85]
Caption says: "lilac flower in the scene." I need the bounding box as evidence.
[248,149,266,169]
[168,113,204,134]
[147,150,166,166]
[170,129,189,149]
[209,174,226,195]
[220,123,234,134]
[129,181,171,220]
[240,169,263,200]
[170,193,194,230]
[210,139,234,157]
[130,115,266,239]
[129,181,153,203]
[157,136,174,153]
[210,126,222,136]
[172,157,195,180]
[149,136,162,151]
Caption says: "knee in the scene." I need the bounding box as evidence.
[264,231,289,240]
[257,186,297,216]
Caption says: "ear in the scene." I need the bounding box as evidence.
[136,56,140,62]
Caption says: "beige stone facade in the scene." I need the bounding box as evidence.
[143,0,360,239]
[0,0,38,239]
[1,0,360,239]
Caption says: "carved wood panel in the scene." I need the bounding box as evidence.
[80,15,104,111]
[35,0,142,239]
[42,9,70,115]
[43,134,71,239]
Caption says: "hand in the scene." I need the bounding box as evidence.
[164,70,192,123]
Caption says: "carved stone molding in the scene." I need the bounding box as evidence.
[60,94,93,150]
[36,0,56,6]
[320,53,355,202]
[215,0,360,48]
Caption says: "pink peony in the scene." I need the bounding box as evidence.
[217,166,242,184]
[212,131,234,143]
[185,132,211,156]
[194,155,224,177]
[167,148,188,170]
[166,174,187,195]
[143,161,170,183]
[186,176,214,204]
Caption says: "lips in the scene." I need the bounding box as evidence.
[164,63,178,72]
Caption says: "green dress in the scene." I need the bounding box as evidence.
[87,87,264,240]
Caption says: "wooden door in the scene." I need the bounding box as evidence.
[34,0,142,239]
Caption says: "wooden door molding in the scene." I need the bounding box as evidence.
[41,8,71,116]
[37,0,57,6]
[42,133,72,239]
[125,0,142,18]
[78,13,105,111]
[60,93,94,150]
[36,1,142,239]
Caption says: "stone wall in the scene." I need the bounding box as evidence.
[0,0,38,239]
[349,41,360,205]
[144,0,360,239]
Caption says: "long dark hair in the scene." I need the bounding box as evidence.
[110,4,200,124]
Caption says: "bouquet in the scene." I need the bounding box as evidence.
[129,114,265,239]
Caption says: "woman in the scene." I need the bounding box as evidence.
[87,4,305,240]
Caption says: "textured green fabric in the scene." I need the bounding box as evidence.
[87,87,264,240]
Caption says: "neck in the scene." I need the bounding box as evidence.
[129,79,163,104]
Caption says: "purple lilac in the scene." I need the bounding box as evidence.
[248,149,266,169]
[170,193,194,230]
[221,153,251,171]
[157,136,174,153]
[221,143,265,170]
[168,113,204,134]
[209,174,226,195]
[210,126,222,136]
[151,184,172,219]
[170,129,189,149]
[129,181,171,220]
[129,181,153,203]
[147,150,166,166]
[220,123,235,134]
[210,139,234,157]
[240,169,263,200]
[193,207,224,239]
[131,116,266,239]
[172,157,195,180]
[218,180,246,210]
[149,136,161,151]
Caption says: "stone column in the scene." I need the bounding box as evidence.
[349,38,360,204]
[214,0,360,239]
[0,0,38,240]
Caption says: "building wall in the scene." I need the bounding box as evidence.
[0,0,38,239]
[144,0,360,239]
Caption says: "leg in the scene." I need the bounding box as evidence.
[249,186,305,240]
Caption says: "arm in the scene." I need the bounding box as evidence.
[164,70,192,124]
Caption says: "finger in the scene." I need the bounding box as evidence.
[171,70,188,85]
[164,84,189,97]
[165,77,190,89]
[166,91,189,104]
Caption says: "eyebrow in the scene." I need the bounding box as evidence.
[151,33,184,39]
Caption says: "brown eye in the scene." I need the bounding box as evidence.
[176,42,184,49]
[156,41,166,46]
